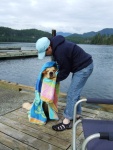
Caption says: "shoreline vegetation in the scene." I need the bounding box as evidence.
[0,26,113,45]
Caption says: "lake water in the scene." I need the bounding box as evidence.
[0,43,113,99]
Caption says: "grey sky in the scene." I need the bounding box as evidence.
[0,0,113,33]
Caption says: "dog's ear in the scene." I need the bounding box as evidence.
[54,67,58,72]
[54,67,57,72]
[53,64,58,71]
[42,70,47,75]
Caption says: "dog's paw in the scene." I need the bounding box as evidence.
[22,102,32,110]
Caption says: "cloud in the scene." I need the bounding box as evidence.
[0,0,113,33]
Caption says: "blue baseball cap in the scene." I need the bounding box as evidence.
[36,37,50,59]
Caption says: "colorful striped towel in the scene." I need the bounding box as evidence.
[28,61,59,125]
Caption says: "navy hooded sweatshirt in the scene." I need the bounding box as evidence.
[51,35,93,82]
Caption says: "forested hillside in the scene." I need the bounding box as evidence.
[91,33,113,45]
[0,27,51,42]
[66,34,113,45]
[66,28,113,45]
[0,27,113,45]
[65,36,92,44]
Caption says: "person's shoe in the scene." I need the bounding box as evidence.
[52,122,72,131]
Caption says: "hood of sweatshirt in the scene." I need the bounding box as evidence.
[51,35,65,53]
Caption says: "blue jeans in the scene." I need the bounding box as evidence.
[63,62,93,120]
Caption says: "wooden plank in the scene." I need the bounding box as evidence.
[3,104,84,142]
[4,112,72,141]
[67,146,72,150]
[0,117,70,149]
[0,50,37,59]
[19,106,98,119]
[20,106,64,115]
[11,109,64,128]
[96,110,113,120]
[10,108,67,130]
[0,131,36,150]
[0,143,12,150]
[3,114,71,145]
[58,102,66,106]
[82,111,96,118]
[6,107,81,136]
[76,125,83,136]
[5,109,83,145]
[82,107,99,115]
[0,123,62,150]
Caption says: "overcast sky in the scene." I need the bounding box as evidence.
[0,0,113,34]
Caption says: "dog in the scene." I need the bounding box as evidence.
[22,66,57,113]
[42,66,57,79]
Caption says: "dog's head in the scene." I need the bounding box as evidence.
[42,66,57,79]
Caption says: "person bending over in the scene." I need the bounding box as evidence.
[36,35,93,131]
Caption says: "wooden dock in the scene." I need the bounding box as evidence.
[0,50,37,59]
[1,101,113,150]
[0,80,113,150]
[0,103,72,150]
[0,102,92,150]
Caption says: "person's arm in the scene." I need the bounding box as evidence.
[56,57,70,82]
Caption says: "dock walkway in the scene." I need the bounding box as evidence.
[0,81,113,150]
[0,50,37,59]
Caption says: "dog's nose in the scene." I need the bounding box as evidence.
[49,72,53,76]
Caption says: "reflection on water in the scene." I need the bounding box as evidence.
[0,43,113,99]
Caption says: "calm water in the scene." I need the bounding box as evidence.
[0,43,113,99]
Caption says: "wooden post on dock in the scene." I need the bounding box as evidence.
[52,30,56,37]
[51,29,56,61]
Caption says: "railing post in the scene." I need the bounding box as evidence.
[51,29,56,61]
[52,29,56,37]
